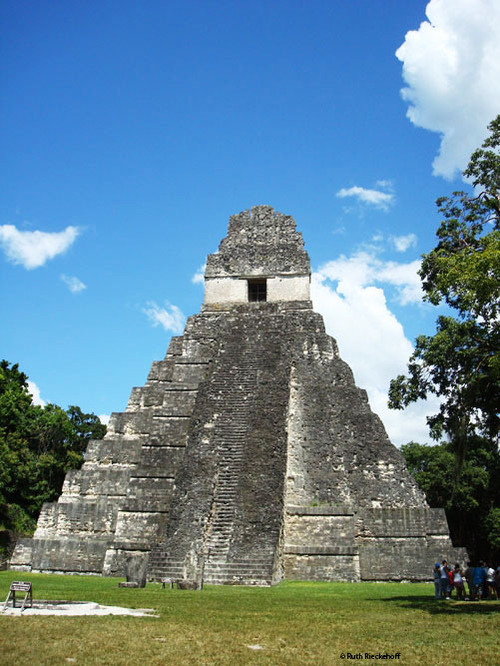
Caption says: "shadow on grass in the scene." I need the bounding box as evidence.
[372,596,500,615]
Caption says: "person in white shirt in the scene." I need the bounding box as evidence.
[453,563,465,600]
[486,565,498,600]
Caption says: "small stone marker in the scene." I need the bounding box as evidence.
[160,577,202,590]
[124,553,149,588]
[118,581,139,588]
[176,579,201,590]
[3,581,33,612]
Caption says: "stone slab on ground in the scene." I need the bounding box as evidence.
[1,600,158,617]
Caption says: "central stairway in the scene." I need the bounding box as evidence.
[202,350,273,585]
[149,310,290,585]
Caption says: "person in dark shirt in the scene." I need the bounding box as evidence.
[440,560,451,599]
[472,564,486,600]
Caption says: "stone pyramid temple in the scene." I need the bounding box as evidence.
[11,206,463,584]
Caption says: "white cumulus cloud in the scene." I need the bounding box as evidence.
[191,263,206,285]
[311,251,432,446]
[0,224,80,269]
[317,251,423,306]
[27,380,46,407]
[368,387,442,447]
[98,413,110,426]
[336,186,395,211]
[396,0,500,179]
[143,301,185,334]
[391,233,417,253]
[61,274,87,293]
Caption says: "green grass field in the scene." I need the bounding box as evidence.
[1,571,499,665]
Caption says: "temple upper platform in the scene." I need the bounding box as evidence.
[203,205,311,306]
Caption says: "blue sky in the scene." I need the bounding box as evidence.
[1,0,499,445]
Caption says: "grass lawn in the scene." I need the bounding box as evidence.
[0,571,499,665]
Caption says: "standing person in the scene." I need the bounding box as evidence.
[485,565,498,600]
[447,565,455,598]
[464,562,473,600]
[482,561,490,600]
[472,563,486,600]
[433,563,441,599]
[453,563,466,600]
[440,560,451,599]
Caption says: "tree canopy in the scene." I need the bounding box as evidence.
[401,439,500,561]
[389,116,500,560]
[389,116,500,459]
[0,360,106,540]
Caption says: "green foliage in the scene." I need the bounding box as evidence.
[484,507,500,552]
[389,116,500,467]
[391,119,500,561]
[0,360,106,538]
[401,439,500,560]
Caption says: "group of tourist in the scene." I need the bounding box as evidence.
[433,560,500,600]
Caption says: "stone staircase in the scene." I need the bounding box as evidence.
[147,551,185,580]
[149,315,286,585]
[202,348,273,585]
[202,559,274,585]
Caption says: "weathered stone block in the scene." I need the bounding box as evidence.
[359,508,434,537]
[74,467,133,496]
[126,476,175,497]
[148,360,175,382]
[285,515,356,548]
[166,336,183,357]
[84,438,142,464]
[171,363,208,384]
[140,384,166,407]
[107,411,154,436]
[8,538,33,571]
[31,536,113,573]
[284,554,360,582]
[34,497,120,536]
[358,537,431,580]
[427,508,453,535]
[177,579,201,590]
[132,445,185,476]
[125,553,149,587]
[154,388,198,416]
[114,510,168,541]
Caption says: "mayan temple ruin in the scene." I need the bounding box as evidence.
[11,206,463,584]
